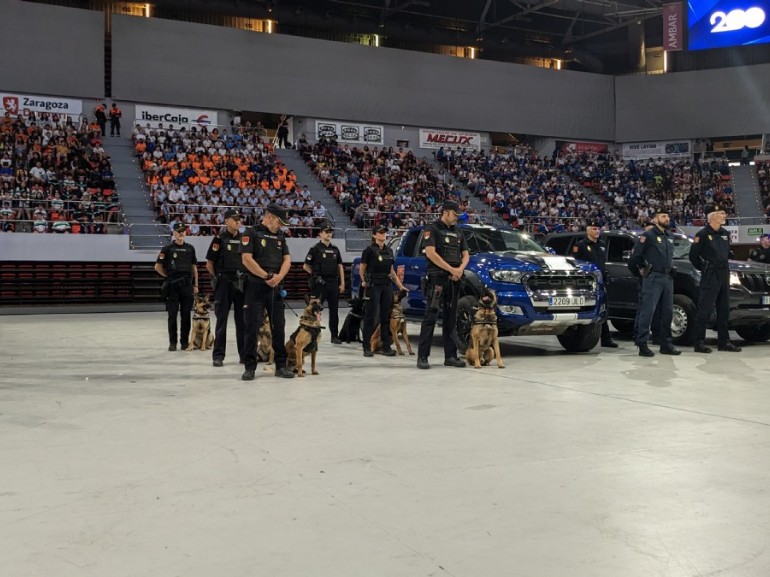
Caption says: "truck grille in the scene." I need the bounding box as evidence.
[526,273,597,311]
[739,273,770,293]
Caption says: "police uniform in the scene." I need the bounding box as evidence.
[156,225,197,349]
[361,228,397,355]
[240,207,291,376]
[304,224,343,341]
[573,222,617,347]
[748,240,770,263]
[689,204,740,353]
[417,204,469,363]
[628,218,677,355]
[206,211,246,365]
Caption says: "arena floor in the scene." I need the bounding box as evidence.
[2,308,770,577]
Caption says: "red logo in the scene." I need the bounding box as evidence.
[2,96,18,115]
[426,133,473,146]
[196,115,211,126]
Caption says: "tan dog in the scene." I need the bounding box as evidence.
[187,293,215,351]
[256,310,275,370]
[370,289,413,355]
[285,296,324,377]
[466,288,504,369]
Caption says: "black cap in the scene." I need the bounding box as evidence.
[651,207,669,217]
[265,203,289,226]
[585,220,601,229]
[173,222,187,233]
[319,220,334,232]
[224,209,241,220]
[373,224,388,233]
[761,233,770,239]
[441,200,462,215]
[704,203,725,215]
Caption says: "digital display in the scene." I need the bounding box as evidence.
[688,0,770,49]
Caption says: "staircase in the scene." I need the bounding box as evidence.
[102,138,169,249]
[730,165,765,224]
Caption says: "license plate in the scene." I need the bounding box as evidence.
[549,296,586,307]
[763,296,770,305]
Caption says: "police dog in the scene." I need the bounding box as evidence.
[256,311,274,369]
[285,296,324,377]
[370,289,413,355]
[465,288,504,369]
[187,293,215,351]
[339,296,364,343]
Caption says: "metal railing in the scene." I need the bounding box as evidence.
[1,218,128,234]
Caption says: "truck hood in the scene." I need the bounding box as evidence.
[469,251,598,274]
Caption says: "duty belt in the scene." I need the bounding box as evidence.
[651,267,671,274]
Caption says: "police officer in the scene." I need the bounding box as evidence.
[154,221,198,351]
[748,234,770,263]
[573,220,618,348]
[206,209,246,367]
[360,224,408,358]
[628,209,681,357]
[689,204,742,353]
[631,219,660,344]
[240,203,295,380]
[417,200,470,369]
[303,220,344,344]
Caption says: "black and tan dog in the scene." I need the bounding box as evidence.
[187,293,215,351]
[256,310,274,369]
[370,289,413,355]
[465,288,505,369]
[339,297,364,343]
[285,295,324,377]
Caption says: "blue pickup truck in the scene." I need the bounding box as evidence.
[351,224,608,353]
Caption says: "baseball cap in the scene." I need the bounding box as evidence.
[585,220,601,229]
[373,224,388,233]
[319,220,334,232]
[173,222,186,233]
[224,209,241,220]
[441,200,462,215]
[704,203,725,215]
[265,203,289,226]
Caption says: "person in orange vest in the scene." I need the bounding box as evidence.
[109,103,122,137]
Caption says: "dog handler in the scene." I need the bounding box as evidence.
[154,222,198,351]
[240,203,295,381]
[206,209,246,367]
[303,220,344,344]
[417,200,469,370]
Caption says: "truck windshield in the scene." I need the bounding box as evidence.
[672,235,693,260]
[463,228,547,254]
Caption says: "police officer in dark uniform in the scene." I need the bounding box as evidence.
[240,203,295,380]
[689,204,741,353]
[206,209,246,367]
[417,200,470,369]
[303,220,345,344]
[359,224,409,358]
[631,219,660,344]
[154,221,199,351]
[572,220,618,348]
[628,209,681,357]
[748,234,770,263]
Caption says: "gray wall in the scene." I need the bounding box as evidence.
[616,64,770,142]
[111,15,615,141]
[0,0,104,98]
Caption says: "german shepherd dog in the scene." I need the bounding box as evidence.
[256,310,275,369]
[339,296,364,343]
[187,293,215,351]
[285,296,324,377]
[465,288,505,369]
[370,289,413,355]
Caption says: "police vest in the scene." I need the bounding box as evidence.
[242,225,286,276]
[212,231,243,273]
[164,243,195,277]
[430,223,464,270]
[367,244,394,284]
[312,243,340,278]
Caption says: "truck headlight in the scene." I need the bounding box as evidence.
[489,270,525,283]
[730,272,742,287]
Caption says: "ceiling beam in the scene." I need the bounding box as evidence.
[564,10,661,43]
[477,0,494,32]
[480,0,560,31]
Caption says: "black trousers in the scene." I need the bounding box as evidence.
[213,276,245,362]
[362,284,393,351]
[693,270,730,344]
[635,272,673,347]
[243,278,287,371]
[633,277,660,342]
[97,119,106,136]
[312,278,340,338]
[166,279,193,347]
[418,278,460,360]
[110,119,121,136]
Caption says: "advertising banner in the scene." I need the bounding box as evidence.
[556,140,609,155]
[314,120,384,145]
[664,3,684,51]
[0,92,82,118]
[419,128,481,151]
[688,0,770,50]
[621,140,691,160]
[135,105,218,129]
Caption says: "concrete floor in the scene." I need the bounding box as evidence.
[2,309,770,577]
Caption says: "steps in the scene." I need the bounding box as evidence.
[730,165,765,223]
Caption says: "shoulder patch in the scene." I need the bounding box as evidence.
[693,236,700,243]
[423,231,430,240]
[158,252,165,259]
[212,241,220,251]
[639,236,646,243]
[241,235,250,245]
[572,245,579,253]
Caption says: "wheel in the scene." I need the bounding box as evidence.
[453,295,478,355]
[671,294,697,346]
[611,318,635,333]
[557,323,602,352]
[735,324,770,342]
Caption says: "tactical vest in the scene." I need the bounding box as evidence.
[367,244,394,285]
[313,243,339,278]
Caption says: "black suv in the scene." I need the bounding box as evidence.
[543,230,770,345]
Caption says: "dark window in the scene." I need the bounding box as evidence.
[545,235,574,256]
[606,236,635,262]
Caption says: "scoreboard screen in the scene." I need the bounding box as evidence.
[688,0,770,49]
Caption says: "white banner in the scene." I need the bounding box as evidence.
[419,128,481,151]
[135,105,219,130]
[314,120,384,145]
[0,92,82,118]
[621,140,691,160]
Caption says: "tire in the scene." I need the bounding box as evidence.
[671,294,697,346]
[453,295,478,355]
[735,324,770,342]
[557,323,602,352]
[611,318,635,333]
